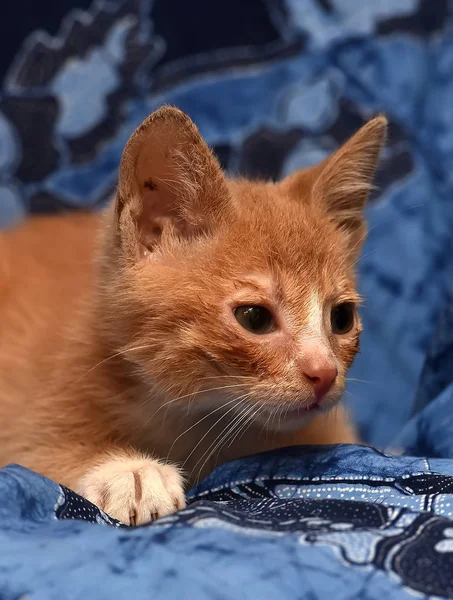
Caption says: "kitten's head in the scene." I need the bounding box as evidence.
[102,106,386,431]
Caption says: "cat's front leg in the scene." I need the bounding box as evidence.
[76,450,186,525]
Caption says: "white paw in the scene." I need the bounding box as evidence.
[77,454,185,525]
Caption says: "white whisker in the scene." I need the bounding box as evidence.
[205,403,268,482]
[346,377,376,385]
[228,404,265,449]
[152,383,248,418]
[70,344,156,387]
[192,400,254,481]
[196,375,254,381]
[166,395,247,458]
[136,382,247,433]
[181,394,250,469]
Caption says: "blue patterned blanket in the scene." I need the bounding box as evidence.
[2,0,453,598]
[3,440,453,599]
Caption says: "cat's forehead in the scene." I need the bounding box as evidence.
[228,181,348,266]
[215,180,356,297]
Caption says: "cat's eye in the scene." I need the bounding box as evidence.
[234,305,275,335]
[330,302,355,335]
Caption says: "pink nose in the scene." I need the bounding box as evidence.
[303,364,338,400]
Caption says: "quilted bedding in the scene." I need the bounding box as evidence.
[1,0,453,598]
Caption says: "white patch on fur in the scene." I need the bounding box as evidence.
[297,291,337,368]
[77,454,185,525]
[305,291,324,339]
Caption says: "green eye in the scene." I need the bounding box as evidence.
[234,306,275,335]
[331,302,355,335]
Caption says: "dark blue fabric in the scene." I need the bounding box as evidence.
[3,1,453,598]
[396,294,453,459]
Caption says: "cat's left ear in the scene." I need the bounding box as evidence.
[312,115,387,254]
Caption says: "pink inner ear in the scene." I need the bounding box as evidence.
[134,139,182,250]
[139,181,199,251]
[138,188,176,250]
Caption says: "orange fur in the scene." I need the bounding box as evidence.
[0,107,386,524]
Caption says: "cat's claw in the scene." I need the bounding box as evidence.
[77,455,185,525]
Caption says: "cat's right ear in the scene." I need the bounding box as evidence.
[114,106,231,259]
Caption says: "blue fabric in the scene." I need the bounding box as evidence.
[3,1,453,598]
[3,445,453,599]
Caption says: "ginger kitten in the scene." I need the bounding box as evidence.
[0,107,386,525]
